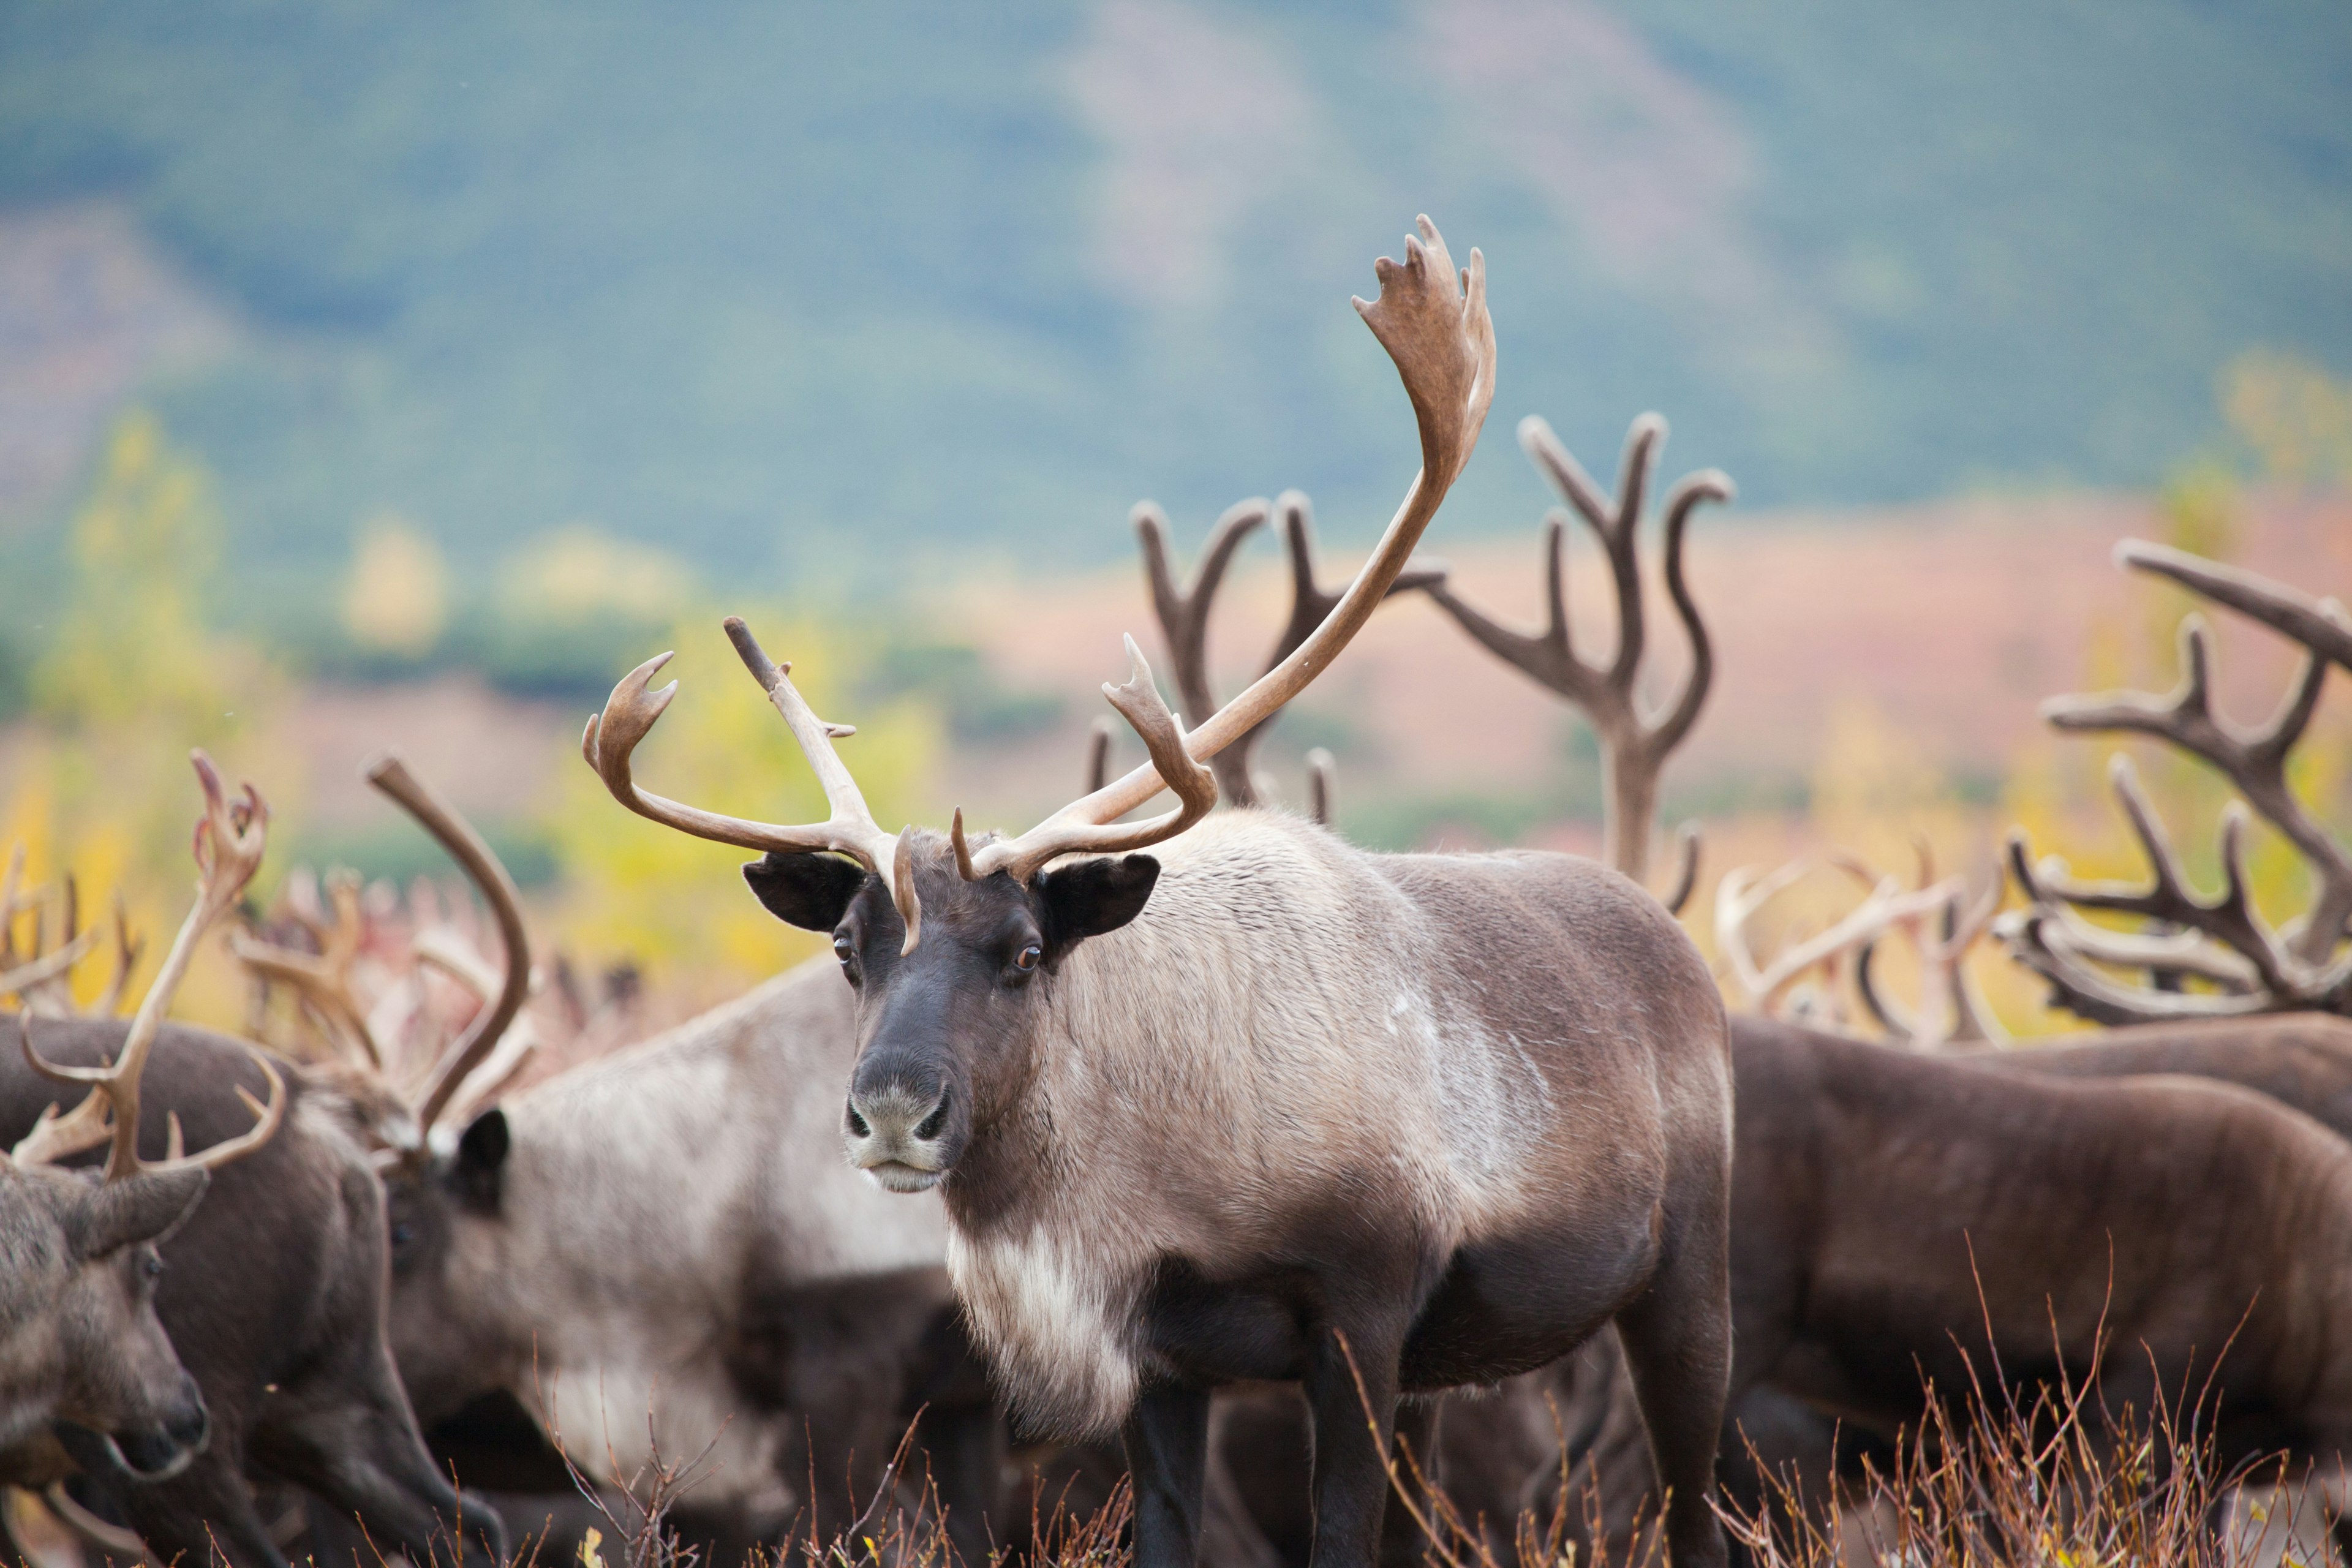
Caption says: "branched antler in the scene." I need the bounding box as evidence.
[1136,490,1440,810]
[1999,543,2352,1023]
[1839,846,2008,1049]
[13,753,286,1177]
[590,216,1495,924]
[1716,859,1962,1023]
[230,868,382,1068]
[1419,414,1731,889]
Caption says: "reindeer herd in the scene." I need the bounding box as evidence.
[0,217,2345,1568]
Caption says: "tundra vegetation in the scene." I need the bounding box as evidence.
[0,214,2345,1568]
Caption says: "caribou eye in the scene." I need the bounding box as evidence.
[140,1253,165,1282]
[389,1223,416,1250]
[1012,944,1042,974]
[832,934,854,965]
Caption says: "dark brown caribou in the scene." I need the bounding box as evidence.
[581,219,1739,1568]
[0,756,505,1568]
[0,755,286,1502]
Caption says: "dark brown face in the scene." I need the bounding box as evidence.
[743,835,1159,1192]
[37,1166,213,1479]
[381,1112,511,1427]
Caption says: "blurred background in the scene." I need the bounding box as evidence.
[0,0,2346,1031]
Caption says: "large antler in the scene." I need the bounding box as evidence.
[364,752,533,1139]
[1136,492,1442,811]
[959,216,1493,884]
[1417,414,1730,887]
[584,618,924,951]
[13,753,286,1177]
[584,216,1494,927]
[1998,543,2352,1023]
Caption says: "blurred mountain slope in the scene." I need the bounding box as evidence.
[0,0,2346,605]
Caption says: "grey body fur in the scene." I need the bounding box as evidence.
[388,957,998,1546]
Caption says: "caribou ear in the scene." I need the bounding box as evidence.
[66,1168,209,1259]
[743,853,867,932]
[1038,854,1161,946]
[453,1108,510,1209]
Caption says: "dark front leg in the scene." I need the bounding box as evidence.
[1380,1396,1442,1568]
[1124,1384,1213,1568]
[1305,1325,1404,1568]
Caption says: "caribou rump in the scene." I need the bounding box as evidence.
[584,220,1739,1568]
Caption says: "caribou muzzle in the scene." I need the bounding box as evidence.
[58,1375,211,1482]
[843,1082,955,1192]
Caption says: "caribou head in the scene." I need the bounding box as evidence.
[581,217,1494,1193]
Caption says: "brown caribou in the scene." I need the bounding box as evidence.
[582,219,1740,1568]
[0,756,296,1525]
[0,755,284,1496]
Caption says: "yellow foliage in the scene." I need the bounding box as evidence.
[342,514,450,655]
[500,525,696,622]
[1,412,293,1028]
[540,611,941,997]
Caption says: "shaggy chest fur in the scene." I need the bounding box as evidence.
[941,813,1717,1438]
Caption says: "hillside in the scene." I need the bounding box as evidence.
[153,486,2350,873]
[0,0,2347,626]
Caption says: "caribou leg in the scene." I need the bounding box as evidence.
[1611,1202,1733,1568]
[1303,1316,1409,1568]
[1123,1382,1212,1568]
[1379,1395,1443,1567]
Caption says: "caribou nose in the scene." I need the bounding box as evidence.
[843,1084,952,1192]
[164,1392,209,1454]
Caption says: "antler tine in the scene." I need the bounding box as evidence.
[1648,469,1733,760]
[2045,612,2351,968]
[1418,412,1728,885]
[966,217,1493,884]
[1660,822,1702,918]
[228,867,383,1068]
[364,752,535,1139]
[89,892,141,1019]
[1305,748,1336,828]
[1996,750,2342,1023]
[584,628,901,867]
[1718,859,1961,1016]
[1084,717,1115,796]
[2117,540,2352,673]
[144,1046,288,1175]
[959,638,1218,883]
[0,924,105,1007]
[1136,499,1269,805]
[13,753,273,1179]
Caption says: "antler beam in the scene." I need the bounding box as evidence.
[1418,415,1730,886]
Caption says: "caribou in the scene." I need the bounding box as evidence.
[582,219,1740,1568]
[0,756,503,1568]
[228,760,1008,1562]
[0,755,314,1547]
[0,757,279,1489]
